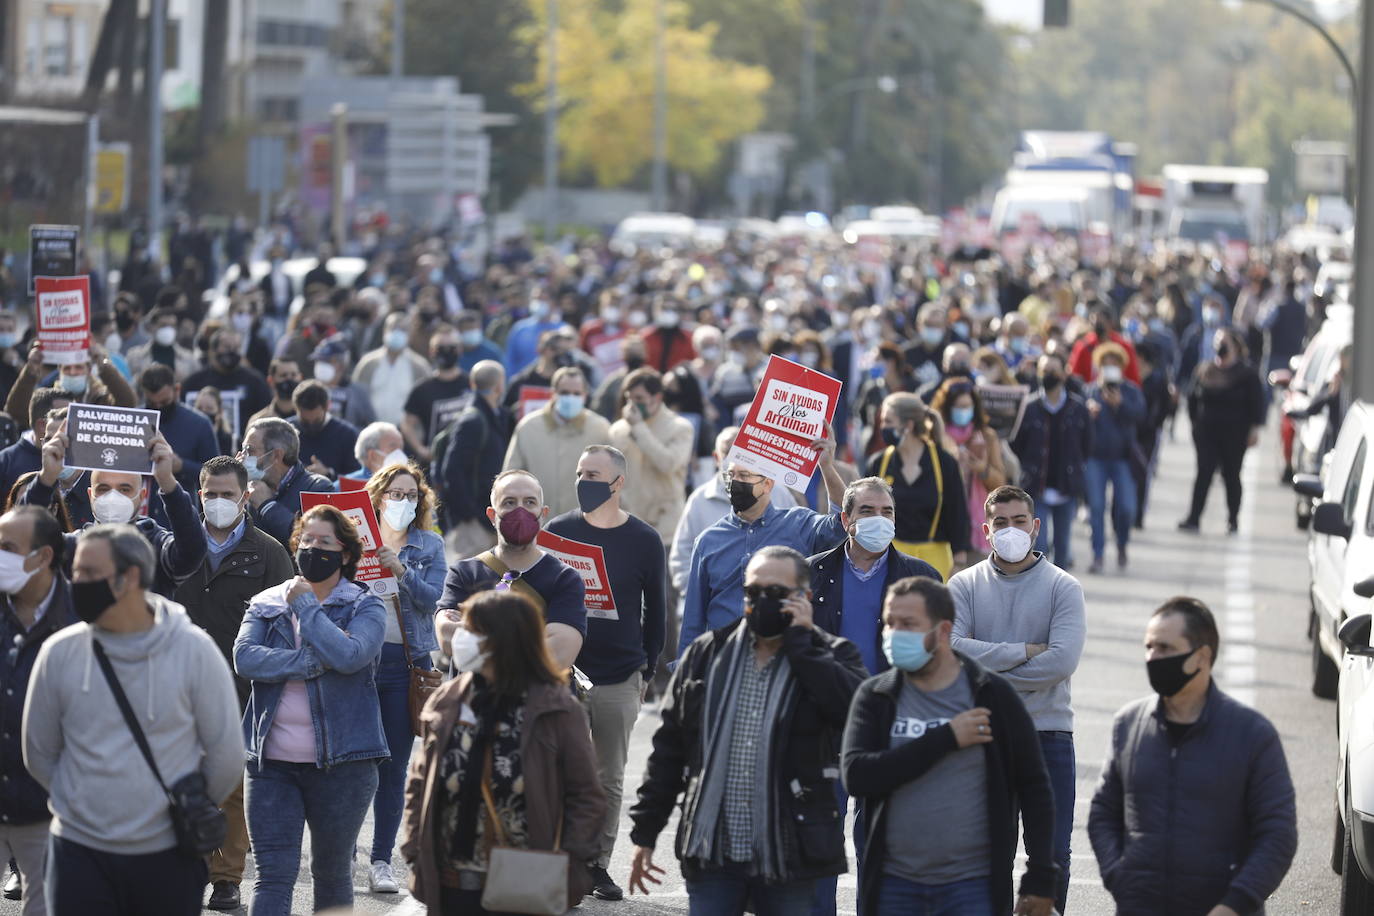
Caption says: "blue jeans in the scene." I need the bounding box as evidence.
[245,758,379,916]
[811,782,865,916]
[1034,498,1076,568]
[1084,458,1137,560]
[371,643,429,864]
[876,874,994,915]
[1038,731,1076,914]
[686,862,815,916]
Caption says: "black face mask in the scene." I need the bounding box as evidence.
[71,576,119,624]
[1217,344,1231,360]
[434,347,460,370]
[553,352,575,369]
[275,379,299,400]
[215,351,240,372]
[745,585,793,638]
[154,402,176,420]
[115,311,136,332]
[296,547,345,583]
[576,478,616,514]
[880,427,903,448]
[1040,373,1063,390]
[1147,648,1200,698]
[728,478,761,513]
[625,354,646,371]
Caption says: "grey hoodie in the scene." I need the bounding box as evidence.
[22,594,243,855]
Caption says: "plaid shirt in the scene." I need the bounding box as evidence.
[722,642,782,861]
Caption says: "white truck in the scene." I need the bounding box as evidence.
[1161,164,1268,245]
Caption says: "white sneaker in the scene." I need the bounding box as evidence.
[369,860,400,894]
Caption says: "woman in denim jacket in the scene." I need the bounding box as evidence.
[363,461,445,892]
[234,504,388,916]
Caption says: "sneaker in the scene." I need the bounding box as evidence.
[1117,547,1128,569]
[1227,518,1239,535]
[1177,518,1200,532]
[368,860,400,894]
[589,865,624,901]
[206,881,240,911]
[3,867,19,901]
[1088,557,1104,575]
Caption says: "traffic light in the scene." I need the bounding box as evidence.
[1044,0,1069,27]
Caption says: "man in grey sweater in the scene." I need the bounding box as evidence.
[23,524,242,916]
[949,485,1086,913]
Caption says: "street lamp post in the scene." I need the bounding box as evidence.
[651,0,667,211]
[544,0,559,245]
[147,0,165,261]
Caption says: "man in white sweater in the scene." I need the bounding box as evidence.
[949,485,1086,915]
[23,524,242,916]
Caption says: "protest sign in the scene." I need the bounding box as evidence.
[978,383,1031,440]
[337,476,368,492]
[184,388,242,441]
[518,385,552,419]
[65,403,159,474]
[28,225,78,295]
[535,530,617,620]
[34,276,91,365]
[299,490,398,598]
[724,355,842,489]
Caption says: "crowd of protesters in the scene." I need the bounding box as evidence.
[0,220,1322,914]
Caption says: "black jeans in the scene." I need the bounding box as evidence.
[46,833,207,916]
[1187,432,1246,524]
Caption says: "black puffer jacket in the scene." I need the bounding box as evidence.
[628,620,867,883]
[1012,392,1093,499]
[1088,681,1297,915]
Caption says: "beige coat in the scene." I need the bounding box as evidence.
[503,406,613,517]
[608,406,694,543]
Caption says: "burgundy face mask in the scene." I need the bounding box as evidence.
[498,506,541,546]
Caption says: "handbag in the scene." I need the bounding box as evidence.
[393,596,443,737]
[479,772,569,915]
[91,641,227,858]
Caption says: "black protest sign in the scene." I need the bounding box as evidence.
[978,383,1030,440]
[28,224,79,295]
[65,404,160,474]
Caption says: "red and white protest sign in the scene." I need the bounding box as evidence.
[535,530,618,620]
[1223,239,1250,273]
[34,276,91,365]
[518,385,552,419]
[724,355,842,489]
[337,476,368,492]
[299,490,397,598]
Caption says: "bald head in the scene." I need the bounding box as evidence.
[472,359,505,394]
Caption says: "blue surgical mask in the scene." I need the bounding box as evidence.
[370,271,387,286]
[883,628,934,673]
[852,515,895,553]
[0,333,15,349]
[554,394,584,420]
[1009,336,1028,354]
[386,328,409,351]
[530,299,551,319]
[1203,308,1221,327]
[952,321,970,340]
[951,406,975,427]
[461,329,484,348]
[429,267,444,285]
[59,373,87,395]
[920,327,944,347]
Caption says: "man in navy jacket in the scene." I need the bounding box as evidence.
[238,417,335,546]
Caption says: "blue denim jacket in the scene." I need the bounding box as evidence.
[234,578,388,767]
[394,527,444,656]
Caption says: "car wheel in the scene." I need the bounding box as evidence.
[1315,630,1340,699]
[1342,807,1374,914]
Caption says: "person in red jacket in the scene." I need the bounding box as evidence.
[639,298,696,374]
[1068,306,1140,385]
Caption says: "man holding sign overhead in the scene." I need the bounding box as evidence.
[677,355,850,656]
[544,445,667,903]
[22,404,207,598]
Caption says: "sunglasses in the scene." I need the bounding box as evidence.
[744,584,797,604]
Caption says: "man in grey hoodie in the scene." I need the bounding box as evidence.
[949,485,1086,914]
[22,524,242,916]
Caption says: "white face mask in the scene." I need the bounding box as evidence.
[383,498,417,530]
[990,525,1033,564]
[92,489,138,525]
[313,361,338,385]
[450,627,488,672]
[1100,365,1124,384]
[381,448,408,469]
[154,326,177,347]
[0,549,38,595]
[203,497,243,530]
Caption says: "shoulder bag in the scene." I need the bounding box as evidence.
[394,595,444,737]
[92,641,227,858]
[479,759,568,915]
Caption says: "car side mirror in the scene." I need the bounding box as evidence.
[1293,474,1325,499]
[1356,576,1374,599]
[1339,613,1374,656]
[1269,368,1293,389]
[1312,502,1353,540]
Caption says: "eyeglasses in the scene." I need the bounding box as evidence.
[722,471,765,485]
[384,489,419,502]
[744,584,798,604]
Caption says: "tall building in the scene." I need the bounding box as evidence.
[1,0,107,100]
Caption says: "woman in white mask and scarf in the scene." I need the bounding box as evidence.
[361,461,446,893]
